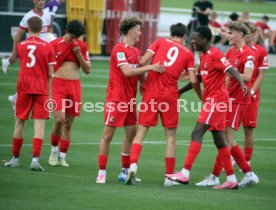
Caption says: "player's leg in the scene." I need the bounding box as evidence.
[166,122,209,184]
[118,125,136,182]
[96,125,116,183]
[211,131,238,189]
[163,127,180,187]
[30,119,46,171]
[5,93,32,167]
[49,110,65,166]
[126,125,149,185]
[243,126,254,162]
[58,113,75,167]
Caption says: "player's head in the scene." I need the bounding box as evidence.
[65,19,85,38]
[229,12,239,22]
[227,22,248,46]
[170,23,187,38]
[27,16,42,34]
[243,21,257,44]
[261,15,269,23]
[191,26,212,52]
[33,0,45,10]
[119,17,143,43]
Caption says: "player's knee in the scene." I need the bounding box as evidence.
[191,130,202,142]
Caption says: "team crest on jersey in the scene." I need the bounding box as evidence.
[221,57,230,66]
[110,116,115,123]
[235,59,239,66]
[204,63,208,70]
[117,52,126,61]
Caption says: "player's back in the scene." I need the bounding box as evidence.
[17,37,55,95]
[144,38,194,95]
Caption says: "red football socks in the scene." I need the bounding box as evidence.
[183,141,202,170]
[121,153,130,168]
[50,134,61,147]
[12,137,24,157]
[165,157,175,174]
[244,147,253,162]
[231,145,252,174]
[218,146,234,176]
[98,154,108,170]
[59,139,70,153]
[130,143,142,164]
[32,138,43,157]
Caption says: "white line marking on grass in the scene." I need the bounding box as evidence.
[1,140,276,150]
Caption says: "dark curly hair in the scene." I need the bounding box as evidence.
[119,17,143,35]
[66,19,85,38]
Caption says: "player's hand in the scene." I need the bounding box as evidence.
[251,89,257,101]
[151,62,166,73]
[179,71,189,81]
[242,85,248,96]
[72,46,81,55]
[9,53,17,64]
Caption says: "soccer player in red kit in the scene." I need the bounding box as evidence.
[96,17,166,184]
[166,26,247,189]
[125,23,202,186]
[196,22,259,188]
[48,20,91,167]
[4,16,56,171]
[242,22,269,164]
[2,0,53,74]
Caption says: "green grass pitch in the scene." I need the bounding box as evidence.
[0,60,275,210]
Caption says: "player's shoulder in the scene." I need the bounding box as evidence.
[209,47,225,58]
[112,42,127,53]
[254,43,267,53]
[242,45,255,56]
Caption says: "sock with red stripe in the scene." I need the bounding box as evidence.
[231,145,252,174]
[130,143,142,164]
[12,137,24,157]
[183,141,202,170]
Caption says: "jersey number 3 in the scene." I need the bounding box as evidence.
[163,46,179,67]
[26,45,37,68]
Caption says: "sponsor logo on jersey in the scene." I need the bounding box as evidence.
[221,57,230,66]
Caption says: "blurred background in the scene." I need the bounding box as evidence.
[0,0,276,56]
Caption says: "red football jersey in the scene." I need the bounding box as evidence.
[144,38,194,96]
[226,45,255,104]
[198,47,232,102]
[251,44,269,99]
[17,36,56,95]
[106,42,141,102]
[50,37,90,72]
[256,21,270,33]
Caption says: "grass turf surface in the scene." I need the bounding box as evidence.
[0,61,276,210]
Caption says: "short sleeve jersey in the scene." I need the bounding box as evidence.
[198,47,232,102]
[106,42,141,102]
[251,44,269,99]
[256,21,271,33]
[144,38,194,97]
[50,37,90,72]
[226,45,255,104]
[17,37,56,95]
[19,9,52,34]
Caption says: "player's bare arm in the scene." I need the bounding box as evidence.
[226,67,248,95]
[120,62,166,77]
[9,28,25,64]
[139,51,154,66]
[72,46,91,74]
